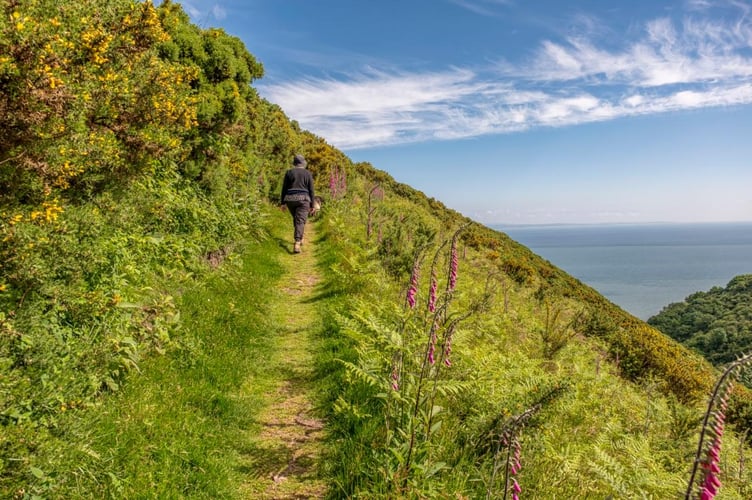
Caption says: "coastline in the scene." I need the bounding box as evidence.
[491,221,752,320]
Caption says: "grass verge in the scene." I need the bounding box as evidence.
[21,216,293,499]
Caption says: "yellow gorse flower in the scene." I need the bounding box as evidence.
[25,200,65,224]
[44,200,63,222]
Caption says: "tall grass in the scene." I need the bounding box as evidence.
[18,225,286,498]
[312,188,752,499]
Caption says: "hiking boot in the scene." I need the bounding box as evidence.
[293,241,301,253]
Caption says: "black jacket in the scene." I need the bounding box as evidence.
[280,166,315,204]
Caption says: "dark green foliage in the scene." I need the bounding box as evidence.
[649,274,752,365]
[0,1,295,492]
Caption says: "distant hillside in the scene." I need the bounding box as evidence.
[649,274,752,365]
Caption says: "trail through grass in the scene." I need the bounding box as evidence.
[238,220,327,498]
[33,211,330,499]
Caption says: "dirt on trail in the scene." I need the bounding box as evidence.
[240,226,328,499]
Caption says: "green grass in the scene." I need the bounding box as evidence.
[307,197,752,499]
[21,220,290,498]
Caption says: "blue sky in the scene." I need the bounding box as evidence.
[178,0,752,225]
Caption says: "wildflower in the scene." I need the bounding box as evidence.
[329,166,348,199]
[407,281,417,308]
[448,239,458,292]
[428,322,438,365]
[339,170,347,195]
[406,258,420,309]
[329,170,338,198]
[43,200,63,222]
[428,269,438,312]
[508,436,522,499]
[698,438,723,499]
[696,382,732,499]
[443,336,452,366]
[700,487,714,500]
[391,366,399,391]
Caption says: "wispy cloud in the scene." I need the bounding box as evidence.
[258,10,752,150]
[512,16,752,85]
[211,5,227,20]
[448,0,514,17]
[181,1,227,25]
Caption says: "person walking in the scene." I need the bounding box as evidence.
[280,154,315,253]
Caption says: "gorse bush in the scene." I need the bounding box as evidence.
[0,1,294,494]
[1,0,198,199]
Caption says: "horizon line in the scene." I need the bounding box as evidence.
[486,220,752,228]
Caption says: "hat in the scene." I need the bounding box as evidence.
[293,154,307,167]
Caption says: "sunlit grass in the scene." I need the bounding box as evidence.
[34,230,287,498]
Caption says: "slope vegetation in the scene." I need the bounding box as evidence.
[649,274,752,366]
[2,1,751,498]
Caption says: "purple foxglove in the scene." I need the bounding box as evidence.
[428,271,438,312]
[448,241,458,292]
[406,259,421,309]
[512,479,521,493]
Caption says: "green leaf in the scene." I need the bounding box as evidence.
[30,466,45,479]
[430,405,443,418]
[389,446,405,465]
[120,337,137,347]
[430,420,443,435]
[425,461,447,478]
[116,302,141,309]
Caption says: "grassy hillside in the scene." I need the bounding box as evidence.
[2,1,751,498]
[310,163,752,498]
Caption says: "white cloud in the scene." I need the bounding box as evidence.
[686,0,714,11]
[624,94,645,107]
[509,15,752,86]
[181,1,227,24]
[181,2,201,19]
[258,11,752,150]
[448,0,514,17]
[211,5,227,20]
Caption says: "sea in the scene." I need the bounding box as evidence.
[492,222,752,321]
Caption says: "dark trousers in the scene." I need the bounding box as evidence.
[286,200,310,242]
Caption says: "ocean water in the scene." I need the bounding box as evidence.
[493,222,752,320]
